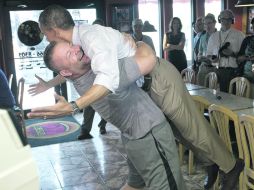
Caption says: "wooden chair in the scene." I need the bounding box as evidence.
[204,72,218,90]
[239,114,254,190]
[17,77,25,111]
[181,95,211,175]
[229,77,251,98]
[192,95,211,113]
[16,77,26,139]
[181,68,196,84]
[208,104,244,189]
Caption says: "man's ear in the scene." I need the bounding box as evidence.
[59,70,72,77]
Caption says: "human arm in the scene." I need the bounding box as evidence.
[143,36,155,51]
[206,33,220,63]
[197,36,212,64]
[27,84,110,119]
[237,37,250,63]
[28,74,66,96]
[220,32,245,59]
[163,32,185,51]
[163,33,170,51]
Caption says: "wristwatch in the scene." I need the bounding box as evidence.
[70,101,80,115]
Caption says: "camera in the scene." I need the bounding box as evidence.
[211,55,217,60]
[218,42,230,58]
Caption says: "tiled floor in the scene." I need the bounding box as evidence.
[31,113,206,190]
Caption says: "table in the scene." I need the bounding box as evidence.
[185,83,206,91]
[235,108,254,116]
[189,88,254,111]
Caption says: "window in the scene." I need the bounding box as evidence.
[138,0,161,56]
[205,0,222,30]
[173,0,192,65]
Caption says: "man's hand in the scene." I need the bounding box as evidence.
[28,75,50,96]
[198,55,210,63]
[221,48,235,57]
[27,93,73,119]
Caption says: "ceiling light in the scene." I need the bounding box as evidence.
[235,0,254,7]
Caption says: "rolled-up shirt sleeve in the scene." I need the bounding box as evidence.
[81,30,120,93]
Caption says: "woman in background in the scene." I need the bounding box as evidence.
[163,17,187,72]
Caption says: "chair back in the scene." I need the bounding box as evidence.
[208,104,243,158]
[181,68,196,84]
[192,95,211,114]
[17,78,25,111]
[204,72,218,90]
[8,74,13,89]
[229,77,251,98]
[208,104,244,189]
[239,114,254,190]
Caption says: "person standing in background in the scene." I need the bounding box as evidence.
[196,13,217,85]
[192,17,205,72]
[131,18,155,90]
[163,17,187,73]
[131,18,155,51]
[237,18,254,82]
[206,9,245,92]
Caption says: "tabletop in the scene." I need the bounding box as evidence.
[235,108,254,116]
[185,83,207,91]
[189,88,254,111]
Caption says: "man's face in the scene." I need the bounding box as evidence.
[220,12,233,31]
[53,42,91,78]
[133,24,143,35]
[195,19,204,33]
[204,18,215,33]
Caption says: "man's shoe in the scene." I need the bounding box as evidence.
[99,125,107,134]
[77,133,93,140]
[204,164,219,189]
[221,159,245,190]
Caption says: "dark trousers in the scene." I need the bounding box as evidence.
[81,106,95,134]
[81,106,107,134]
[216,68,236,92]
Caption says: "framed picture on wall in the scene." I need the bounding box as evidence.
[111,4,134,33]
[247,7,254,34]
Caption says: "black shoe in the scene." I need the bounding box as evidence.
[204,164,219,189]
[221,159,245,190]
[77,133,93,140]
[99,125,107,134]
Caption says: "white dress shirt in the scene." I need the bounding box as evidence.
[72,24,135,93]
[206,28,245,68]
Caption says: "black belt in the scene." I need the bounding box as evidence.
[141,74,152,92]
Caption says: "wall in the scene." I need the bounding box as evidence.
[226,0,245,32]
[105,0,138,27]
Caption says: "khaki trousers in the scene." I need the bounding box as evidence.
[149,59,235,173]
